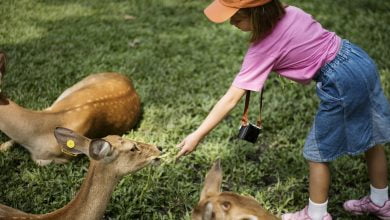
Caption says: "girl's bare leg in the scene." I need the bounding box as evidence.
[309,161,330,203]
[365,144,388,188]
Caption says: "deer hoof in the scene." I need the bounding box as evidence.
[34,159,53,166]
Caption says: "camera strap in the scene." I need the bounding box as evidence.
[240,88,264,128]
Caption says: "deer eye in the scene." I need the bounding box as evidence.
[220,201,231,211]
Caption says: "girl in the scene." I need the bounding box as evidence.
[176,0,390,219]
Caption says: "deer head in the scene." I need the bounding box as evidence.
[54,127,161,177]
[192,159,279,220]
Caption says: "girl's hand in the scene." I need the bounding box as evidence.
[175,132,202,159]
[175,86,246,160]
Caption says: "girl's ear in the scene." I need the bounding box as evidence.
[89,139,112,160]
[200,159,223,201]
[54,127,91,156]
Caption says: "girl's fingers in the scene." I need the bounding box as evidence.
[175,148,187,160]
[176,140,185,149]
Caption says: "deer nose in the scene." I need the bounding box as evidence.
[157,146,163,152]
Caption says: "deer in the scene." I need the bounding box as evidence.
[192,159,280,220]
[0,127,161,220]
[0,52,141,165]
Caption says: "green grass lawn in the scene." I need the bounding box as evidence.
[0,0,389,219]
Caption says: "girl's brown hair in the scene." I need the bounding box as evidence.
[240,0,286,43]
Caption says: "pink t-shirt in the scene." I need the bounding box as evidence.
[232,6,341,92]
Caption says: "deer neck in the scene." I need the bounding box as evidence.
[45,162,120,220]
[0,96,58,144]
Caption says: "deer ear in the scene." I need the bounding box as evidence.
[54,127,90,157]
[202,202,214,220]
[200,159,222,200]
[89,139,112,160]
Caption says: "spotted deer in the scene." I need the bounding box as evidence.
[0,127,161,220]
[192,159,280,220]
[0,54,141,165]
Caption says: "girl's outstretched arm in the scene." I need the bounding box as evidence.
[176,85,246,159]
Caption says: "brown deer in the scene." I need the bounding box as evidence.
[0,54,141,165]
[192,159,280,220]
[0,127,161,220]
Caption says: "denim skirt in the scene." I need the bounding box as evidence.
[303,40,390,162]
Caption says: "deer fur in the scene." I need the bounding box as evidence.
[192,159,280,220]
[0,65,141,165]
[0,127,161,220]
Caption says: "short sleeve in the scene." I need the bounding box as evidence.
[232,49,276,92]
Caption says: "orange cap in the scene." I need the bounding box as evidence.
[204,0,272,23]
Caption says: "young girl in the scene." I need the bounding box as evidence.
[176,0,390,219]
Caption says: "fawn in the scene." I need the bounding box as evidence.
[0,127,161,220]
[0,53,141,165]
[192,159,280,220]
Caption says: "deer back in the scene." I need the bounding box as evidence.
[46,72,141,138]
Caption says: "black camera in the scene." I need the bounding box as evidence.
[238,123,261,143]
[238,90,264,143]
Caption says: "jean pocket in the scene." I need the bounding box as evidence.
[316,81,342,103]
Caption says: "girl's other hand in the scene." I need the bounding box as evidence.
[175,132,202,160]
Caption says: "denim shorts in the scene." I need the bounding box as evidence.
[303,40,390,162]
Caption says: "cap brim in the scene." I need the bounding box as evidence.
[204,0,239,23]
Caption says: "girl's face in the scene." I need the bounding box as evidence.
[230,11,252,32]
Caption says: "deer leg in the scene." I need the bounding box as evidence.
[0,140,15,151]
[53,157,71,164]
[33,155,69,166]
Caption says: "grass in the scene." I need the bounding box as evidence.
[0,0,389,219]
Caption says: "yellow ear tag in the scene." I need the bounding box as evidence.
[66,140,75,148]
